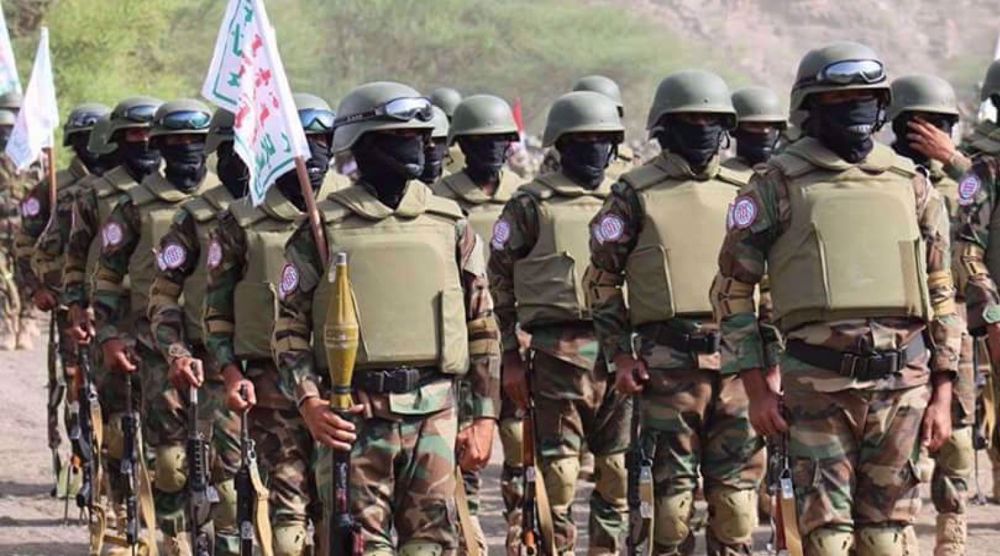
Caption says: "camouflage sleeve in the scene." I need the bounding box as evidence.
[92,198,140,343]
[943,152,973,183]
[274,221,324,405]
[954,156,1000,331]
[757,276,784,368]
[915,176,961,374]
[63,188,99,306]
[710,170,784,374]
[148,210,200,362]
[487,194,539,352]
[586,182,642,362]
[33,187,76,291]
[204,212,247,373]
[456,220,501,420]
[12,181,49,297]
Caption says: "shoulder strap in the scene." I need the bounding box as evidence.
[715,164,753,187]
[620,157,671,191]
[182,196,217,224]
[424,194,464,221]
[230,198,268,227]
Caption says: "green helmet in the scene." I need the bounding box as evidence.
[543,91,624,147]
[429,87,462,119]
[447,94,519,145]
[108,96,165,138]
[204,109,235,154]
[0,91,21,110]
[572,75,624,114]
[646,70,736,132]
[0,110,14,126]
[293,93,335,137]
[149,99,212,139]
[87,115,115,155]
[62,103,112,146]
[980,59,1000,101]
[333,81,434,154]
[886,74,959,121]
[789,41,890,114]
[429,106,449,140]
[732,86,786,127]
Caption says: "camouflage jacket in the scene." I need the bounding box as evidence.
[715,141,960,391]
[0,156,42,258]
[954,153,1000,331]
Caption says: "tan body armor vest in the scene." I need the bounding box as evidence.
[512,172,610,329]
[430,169,519,260]
[87,166,139,299]
[178,184,233,344]
[311,183,469,374]
[621,154,746,324]
[767,138,931,331]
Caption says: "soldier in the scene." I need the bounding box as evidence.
[273,81,500,555]
[728,86,787,173]
[887,73,974,556]
[954,59,1000,168]
[586,70,764,554]
[419,106,450,185]
[207,93,338,556]
[713,42,960,555]
[430,93,520,554]
[431,86,466,175]
[491,90,629,555]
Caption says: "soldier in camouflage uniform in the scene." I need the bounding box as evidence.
[726,86,787,175]
[429,94,520,555]
[887,74,976,555]
[273,81,500,555]
[712,42,960,555]
[491,90,630,555]
[418,106,449,185]
[587,70,765,555]
[207,93,340,556]
[431,87,466,175]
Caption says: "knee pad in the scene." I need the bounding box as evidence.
[541,456,580,511]
[398,541,444,556]
[593,453,627,509]
[211,478,238,533]
[653,491,694,548]
[104,413,125,460]
[273,522,308,556]
[706,487,756,546]
[155,444,188,494]
[937,427,974,478]
[804,527,853,556]
[499,418,523,467]
[855,526,907,556]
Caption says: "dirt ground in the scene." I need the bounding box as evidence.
[2,324,999,554]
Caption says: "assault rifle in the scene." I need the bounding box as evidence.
[972,336,991,505]
[236,384,273,556]
[187,373,213,556]
[122,373,140,552]
[626,392,653,555]
[521,352,555,556]
[766,428,802,556]
[47,316,65,496]
[73,346,97,520]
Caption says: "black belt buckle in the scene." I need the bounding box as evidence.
[687,331,721,355]
[840,349,902,381]
[360,367,421,394]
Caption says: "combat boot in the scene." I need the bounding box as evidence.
[934,513,966,556]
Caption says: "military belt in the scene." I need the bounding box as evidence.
[786,336,926,381]
[638,323,720,354]
[353,367,440,394]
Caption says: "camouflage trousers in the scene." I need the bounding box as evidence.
[530,350,629,555]
[931,331,977,517]
[499,389,525,556]
[784,373,929,552]
[641,367,764,555]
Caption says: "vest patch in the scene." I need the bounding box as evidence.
[206,239,222,269]
[21,196,40,217]
[491,220,511,249]
[730,196,758,229]
[593,214,624,244]
[958,174,981,206]
[101,222,123,249]
[279,263,299,299]
[160,243,187,270]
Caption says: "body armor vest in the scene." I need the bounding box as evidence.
[621,153,746,324]
[512,172,610,329]
[87,166,139,299]
[430,169,519,260]
[767,138,931,331]
[311,183,469,373]
[178,184,233,343]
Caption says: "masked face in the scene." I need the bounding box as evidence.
[305,135,332,191]
[557,135,614,189]
[119,136,162,182]
[891,112,954,167]
[459,136,510,184]
[353,131,426,208]
[656,116,725,169]
[807,96,881,163]
[734,125,780,166]
[215,142,249,199]
[160,137,207,191]
[420,138,448,185]
[68,132,103,173]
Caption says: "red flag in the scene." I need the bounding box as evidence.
[512,97,525,140]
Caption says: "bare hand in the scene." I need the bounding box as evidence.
[101,338,136,374]
[613,352,649,395]
[922,377,953,452]
[68,304,92,344]
[457,418,496,472]
[742,367,788,436]
[168,356,204,391]
[32,288,57,311]
[502,350,530,411]
[301,397,363,452]
[907,118,957,164]
[223,366,257,412]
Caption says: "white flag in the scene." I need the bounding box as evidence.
[978,33,1000,124]
[5,27,58,171]
[0,3,21,97]
[201,0,309,206]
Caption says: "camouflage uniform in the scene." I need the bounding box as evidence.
[588,151,765,554]
[275,180,501,555]
[0,155,43,349]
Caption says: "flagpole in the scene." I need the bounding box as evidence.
[44,143,56,221]
[294,156,328,266]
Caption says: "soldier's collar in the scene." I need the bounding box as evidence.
[656,150,721,180]
[442,169,515,204]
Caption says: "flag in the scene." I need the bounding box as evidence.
[512,97,525,140]
[201,0,309,206]
[5,27,57,171]
[978,33,1000,124]
[0,3,21,96]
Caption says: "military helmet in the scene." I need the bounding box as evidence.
[62,102,112,146]
[333,81,434,154]
[87,115,115,155]
[429,106,449,140]
[572,75,624,113]
[204,109,235,154]
[108,96,165,137]
[149,99,212,139]
[429,87,462,119]
[980,59,1000,101]
[543,91,624,147]
[790,41,890,114]
[646,70,736,132]
[886,74,959,121]
[0,109,15,126]
[447,94,519,145]
[0,91,22,110]
[732,86,786,127]
[293,93,335,137]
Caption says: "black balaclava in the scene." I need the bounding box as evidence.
[353,132,425,209]
[160,139,207,192]
[807,97,881,163]
[68,132,103,173]
[734,126,781,166]
[276,136,331,210]
[215,142,249,199]
[119,137,162,182]
[96,149,121,177]
[0,126,12,150]
[655,117,725,170]
[891,113,954,167]
[459,136,509,184]
[558,137,614,189]
[420,138,448,185]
